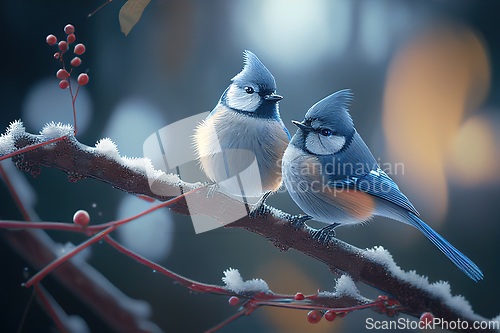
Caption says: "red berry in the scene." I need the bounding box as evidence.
[228,296,240,306]
[46,34,57,45]
[78,73,89,86]
[70,57,82,67]
[67,34,76,44]
[307,310,322,324]
[294,292,305,300]
[324,310,336,322]
[56,69,70,80]
[64,24,75,34]
[54,52,60,59]
[58,41,68,53]
[59,80,69,89]
[74,43,85,55]
[420,312,434,326]
[73,210,90,227]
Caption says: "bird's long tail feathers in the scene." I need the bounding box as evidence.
[408,213,483,282]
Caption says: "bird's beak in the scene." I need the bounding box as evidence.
[264,93,283,102]
[292,120,312,131]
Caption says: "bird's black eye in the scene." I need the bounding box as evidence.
[245,87,254,94]
[320,128,333,137]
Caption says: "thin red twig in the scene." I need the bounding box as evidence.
[137,194,155,202]
[104,235,232,295]
[59,50,76,137]
[90,186,202,231]
[88,0,113,18]
[0,136,68,162]
[34,283,68,333]
[204,308,249,333]
[0,221,83,232]
[23,226,117,288]
[0,186,204,234]
[68,81,80,136]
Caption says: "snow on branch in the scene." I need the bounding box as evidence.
[1,122,497,332]
[222,268,270,294]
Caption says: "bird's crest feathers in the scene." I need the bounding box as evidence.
[305,89,354,120]
[231,50,276,90]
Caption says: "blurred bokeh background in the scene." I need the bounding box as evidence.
[1,0,499,332]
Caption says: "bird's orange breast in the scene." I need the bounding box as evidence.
[301,156,376,221]
[328,189,376,221]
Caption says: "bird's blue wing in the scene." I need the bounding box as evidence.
[331,168,419,216]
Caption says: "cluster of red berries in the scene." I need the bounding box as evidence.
[46,24,89,89]
[293,292,338,323]
[307,309,337,324]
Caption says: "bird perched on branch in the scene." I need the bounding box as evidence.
[194,50,289,211]
[282,89,483,281]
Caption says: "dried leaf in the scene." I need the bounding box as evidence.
[119,0,151,36]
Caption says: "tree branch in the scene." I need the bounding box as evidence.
[1,123,496,332]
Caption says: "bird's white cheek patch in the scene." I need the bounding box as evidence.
[226,85,261,112]
[305,133,346,155]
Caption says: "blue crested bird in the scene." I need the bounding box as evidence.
[193,50,290,210]
[281,89,483,281]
